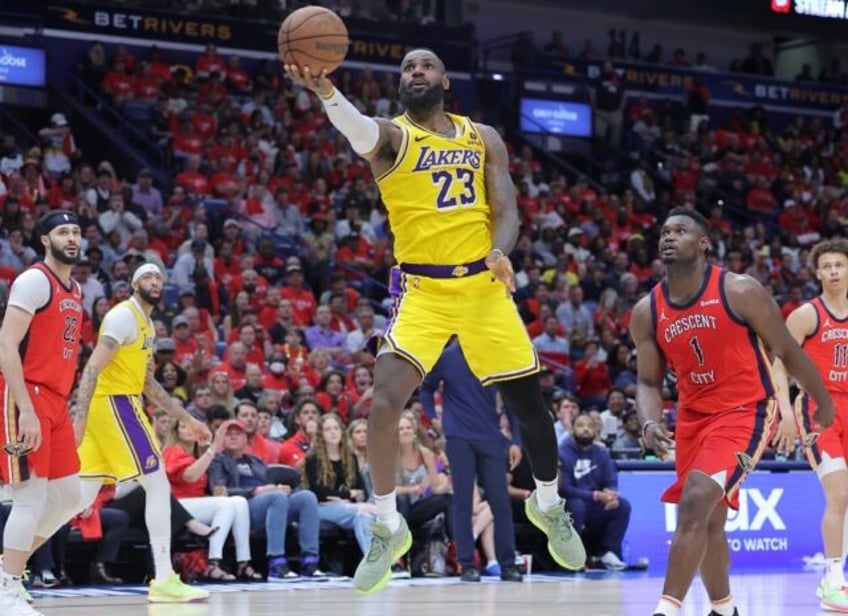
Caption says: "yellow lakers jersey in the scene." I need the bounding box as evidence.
[376,113,491,265]
[95,299,154,396]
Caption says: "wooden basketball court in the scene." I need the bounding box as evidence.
[32,570,828,615]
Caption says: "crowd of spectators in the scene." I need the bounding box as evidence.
[0,21,838,584]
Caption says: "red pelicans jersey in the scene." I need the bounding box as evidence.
[17,263,83,396]
[651,265,775,412]
[801,297,848,395]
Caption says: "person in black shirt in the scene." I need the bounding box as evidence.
[303,413,376,555]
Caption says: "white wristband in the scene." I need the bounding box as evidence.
[320,87,380,155]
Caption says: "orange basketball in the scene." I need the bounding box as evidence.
[277,6,349,75]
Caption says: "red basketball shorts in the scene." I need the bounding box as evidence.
[796,392,848,477]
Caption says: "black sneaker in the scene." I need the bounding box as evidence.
[460,566,481,582]
[267,558,299,582]
[300,557,327,579]
[499,564,523,582]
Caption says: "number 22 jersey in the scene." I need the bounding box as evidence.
[651,265,776,413]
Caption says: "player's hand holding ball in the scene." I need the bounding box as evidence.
[278,6,348,98]
[486,248,516,294]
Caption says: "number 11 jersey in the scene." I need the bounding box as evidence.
[651,264,775,413]
[801,297,848,395]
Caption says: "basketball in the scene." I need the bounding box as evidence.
[277,6,349,75]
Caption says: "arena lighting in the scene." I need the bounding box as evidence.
[491,73,504,81]
[771,0,848,19]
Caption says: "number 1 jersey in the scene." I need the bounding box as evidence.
[651,265,775,413]
[800,297,848,395]
[376,112,491,266]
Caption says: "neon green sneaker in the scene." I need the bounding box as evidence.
[19,582,33,604]
[818,579,848,612]
[148,572,210,603]
[353,517,412,594]
[525,490,587,571]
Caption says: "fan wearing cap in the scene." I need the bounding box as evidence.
[74,262,211,603]
[38,113,80,179]
[279,260,317,326]
[0,211,85,613]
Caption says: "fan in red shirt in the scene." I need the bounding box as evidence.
[101,60,134,106]
[746,178,777,214]
[277,400,321,467]
[133,63,161,104]
[280,263,317,326]
[194,43,226,80]
[226,56,252,94]
[175,155,210,197]
[335,232,375,282]
[234,401,280,464]
[216,342,249,390]
[574,339,611,409]
[315,370,354,423]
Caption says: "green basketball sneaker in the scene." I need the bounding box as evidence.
[525,490,587,571]
[353,517,412,594]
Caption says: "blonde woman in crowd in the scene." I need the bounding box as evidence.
[209,369,236,411]
[162,418,263,581]
[303,413,376,554]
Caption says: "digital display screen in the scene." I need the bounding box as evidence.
[519,98,592,138]
[771,0,848,19]
[0,45,46,87]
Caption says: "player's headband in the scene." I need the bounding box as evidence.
[131,262,163,286]
[39,211,79,236]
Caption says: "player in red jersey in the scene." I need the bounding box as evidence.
[0,211,85,615]
[772,238,848,611]
[630,207,833,616]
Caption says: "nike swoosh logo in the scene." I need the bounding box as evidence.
[414,135,430,142]
[574,465,597,480]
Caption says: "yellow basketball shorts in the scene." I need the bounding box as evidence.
[380,266,540,385]
[78,394,162,483]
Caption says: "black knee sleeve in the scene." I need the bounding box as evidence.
[497,374,558,481]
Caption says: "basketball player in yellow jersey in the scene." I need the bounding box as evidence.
[286,48,586,594]
[73,263,211,603]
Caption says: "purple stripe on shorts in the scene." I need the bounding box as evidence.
[367,268,404,356]
[112,395,160,475]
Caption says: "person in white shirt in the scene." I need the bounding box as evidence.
[72,259,106,316]
[98,193,142,245]
[172,239,215,288]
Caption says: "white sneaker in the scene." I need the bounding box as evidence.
[600,551,626,571]
[0,585,44,615]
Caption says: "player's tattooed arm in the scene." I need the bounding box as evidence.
[477,123,519,254]
[74,335,120,442]
[142,358,192,423]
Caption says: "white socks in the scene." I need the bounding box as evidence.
[710,595,736,616]
[826,556,846,588]
[374,491,400,533]
[534,478,560,511]
[653,595,681,616]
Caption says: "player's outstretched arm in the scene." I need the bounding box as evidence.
[477,124,519,293]
[142,358,212,442]
[727,275,834,428]
[770,304,815,454]
[629,296,674,457]
[74,336,120,445]
[282,65,401,166]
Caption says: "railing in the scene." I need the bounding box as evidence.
[64,72,166,174]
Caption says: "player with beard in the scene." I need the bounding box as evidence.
[0,211,85,615]
[630,208,833,616]
[74,262,211,603]
[285,49,586,595]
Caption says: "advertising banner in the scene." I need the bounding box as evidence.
[0,45,46,88]
[619,470,824,571]
[32,1,473,71]
[549,58,848,112]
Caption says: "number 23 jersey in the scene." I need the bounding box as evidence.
[376,113,491,266]
[651,265,775,413]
